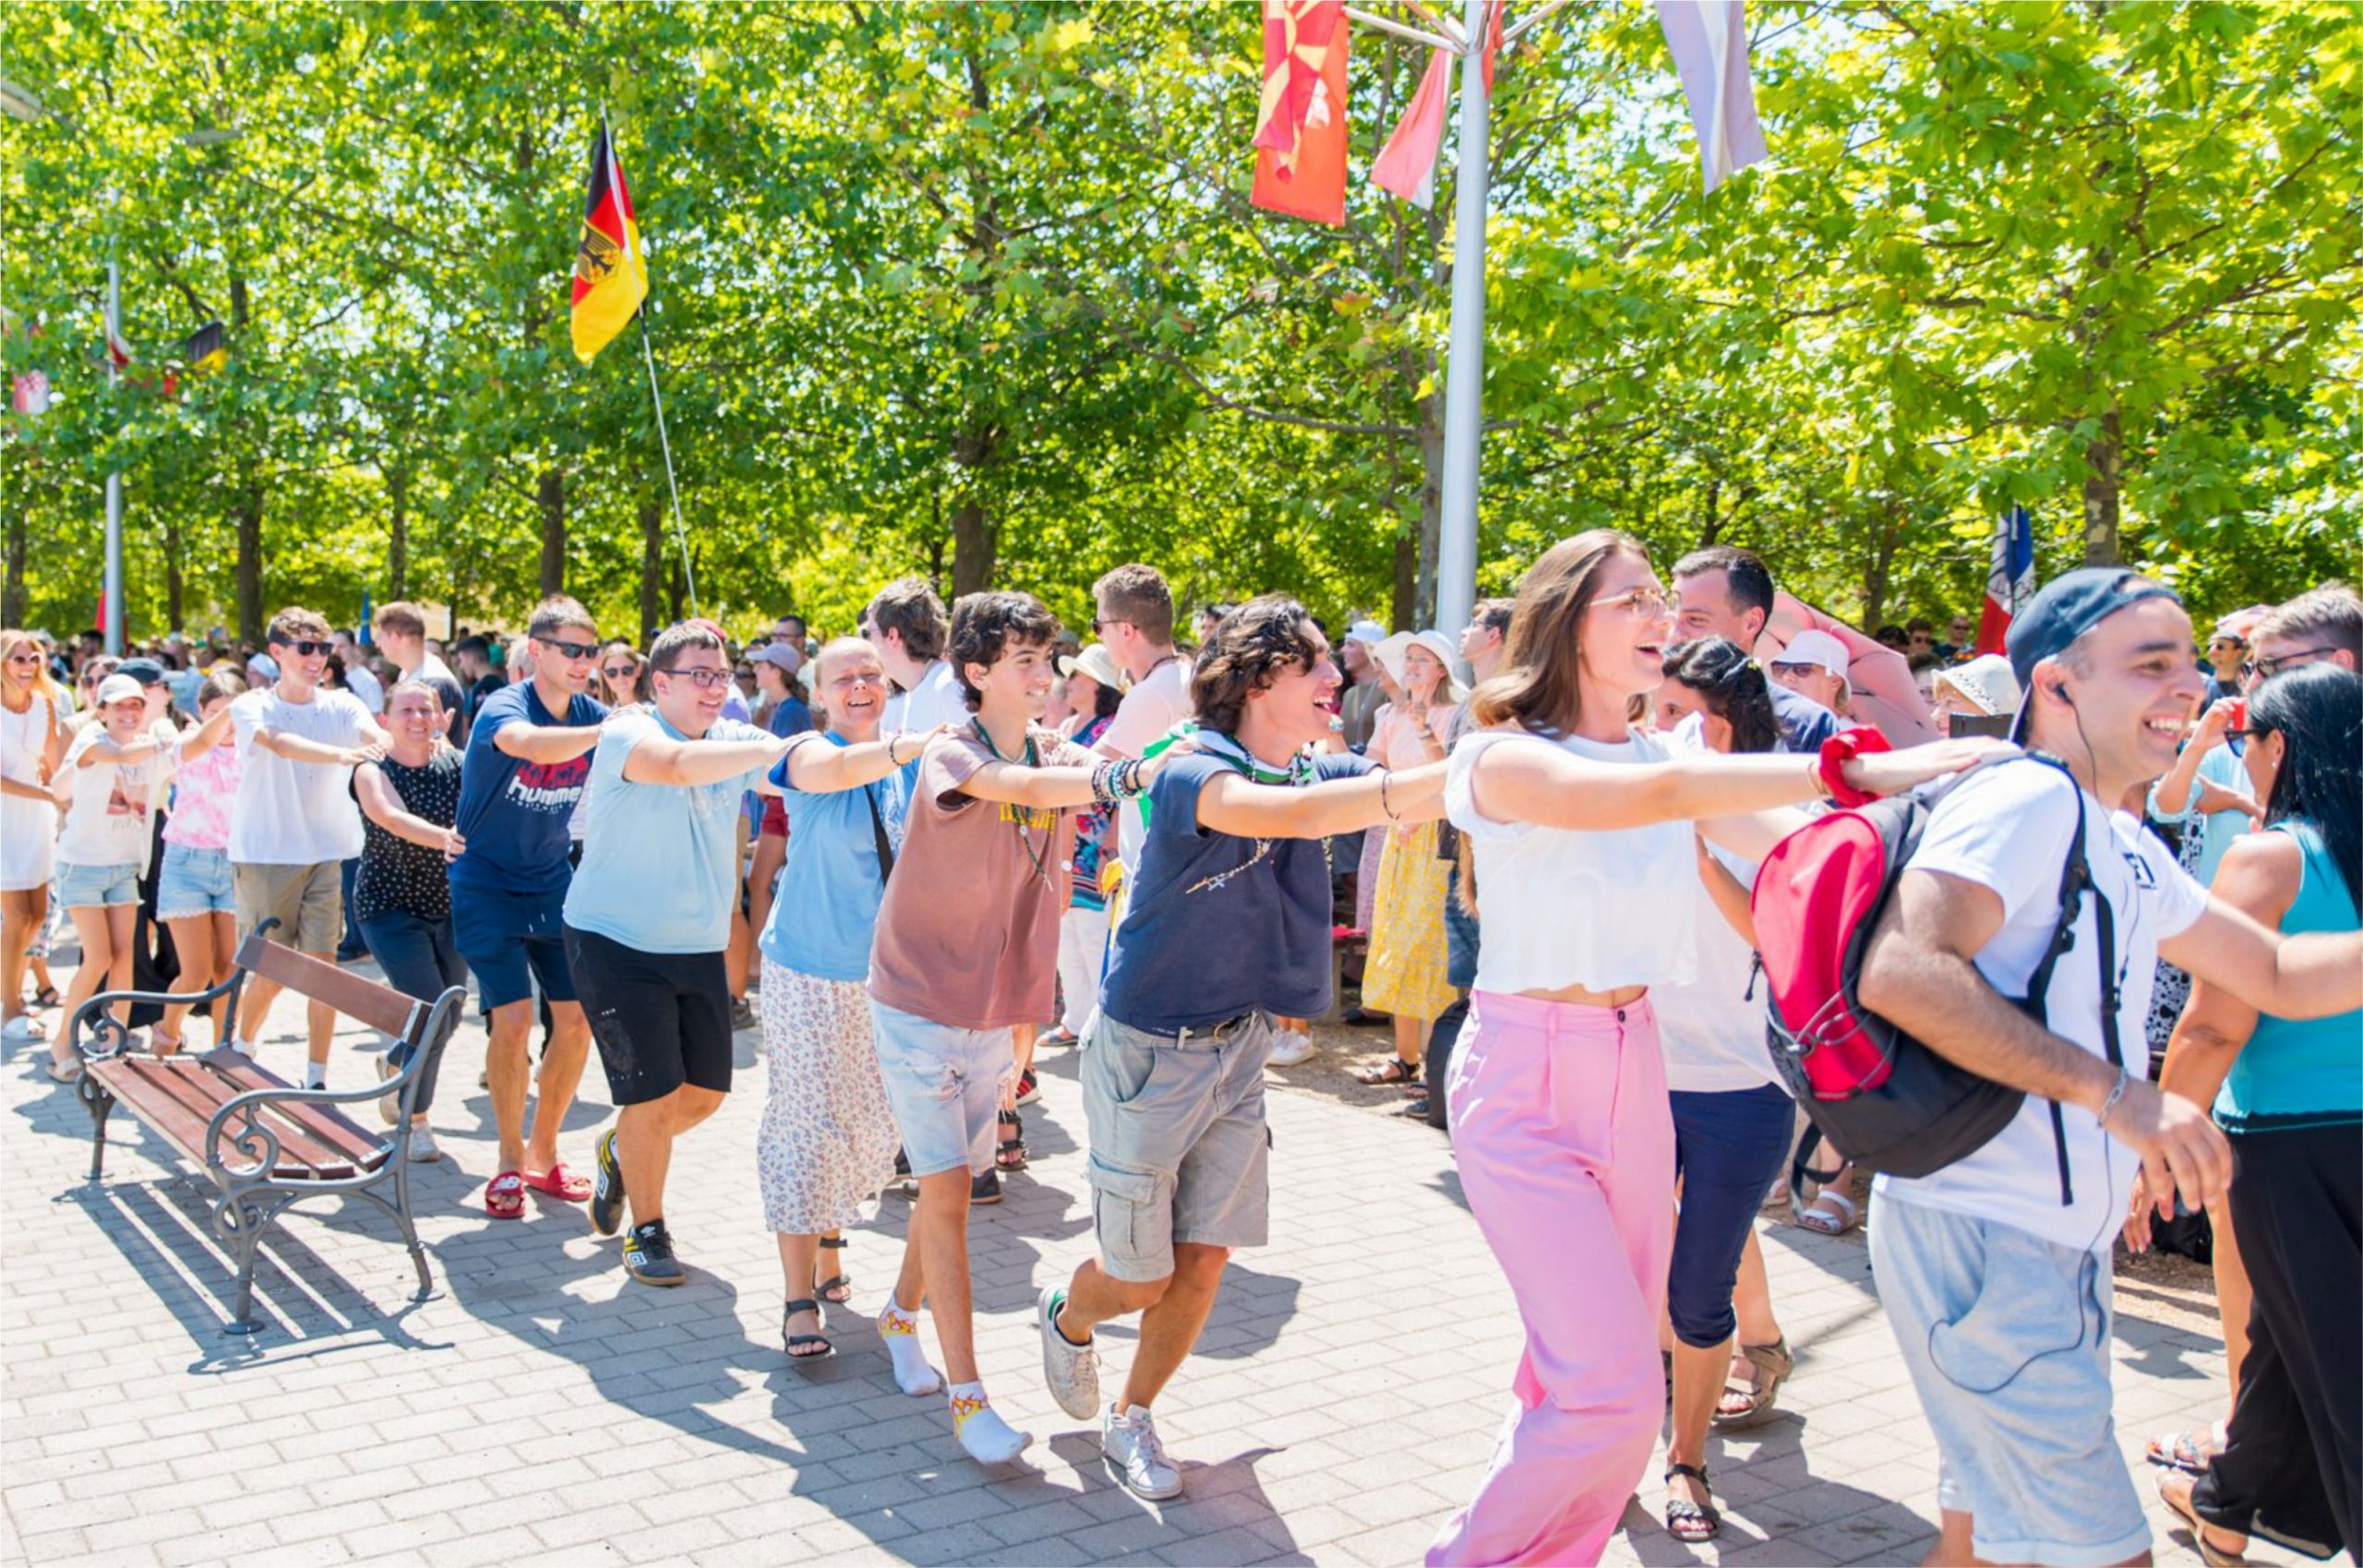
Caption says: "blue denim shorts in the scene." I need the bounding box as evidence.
[1870,1195,2149,1566]
[57,860,139,909]
[155,843,235,921]
[869,999,1011,1179]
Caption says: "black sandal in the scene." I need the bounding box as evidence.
[996,1109,1028,1171]
[1664,1463,1721,1543]
[784,1298,834,1361]
[813,1237,852,1306]
[1357,1057,1421,1086]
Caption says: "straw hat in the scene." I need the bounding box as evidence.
[1932,653,2022,717]
[1057,642,1128,692]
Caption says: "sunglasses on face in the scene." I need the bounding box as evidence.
[602,664,638,679]
[277,640,333,657]
[1092,616,1131,634]
[6,652,40,664]
[535,637,601,663]
[654,665,733,689]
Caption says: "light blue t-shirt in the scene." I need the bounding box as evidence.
[754,733,918,984]
[2146,742,2249,888]
[562,711,769,953]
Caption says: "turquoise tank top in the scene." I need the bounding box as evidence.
[2215,820,2363,1132]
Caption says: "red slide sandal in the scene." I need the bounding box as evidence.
[521,1165,592,1203]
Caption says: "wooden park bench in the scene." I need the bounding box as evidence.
[69,921,465,1335]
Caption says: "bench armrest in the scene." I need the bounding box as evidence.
[206,1077,395,1178]
[72,969,249,1061]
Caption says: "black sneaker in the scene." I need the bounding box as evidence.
[971,1168,1003,1205]
[1014,1069,1040,1107]
[623,1220,685,1287]
[590,1127,627,1238]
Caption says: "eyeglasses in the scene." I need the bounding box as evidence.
[277,640,333,657]
[654,665,733,689]
[2250,647,2339,680]
[1596,585,1672,618]
[535,637,602,663]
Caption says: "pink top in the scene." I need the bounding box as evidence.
[163,740,242,851]
[1369,703,1445,772]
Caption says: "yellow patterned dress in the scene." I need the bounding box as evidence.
[1361,707,1458,1021]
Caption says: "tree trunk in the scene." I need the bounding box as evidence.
[234,480,265,645]
[1861,511,1901,630]
[1415,389,1444,628]
[1697,477,1723,549]
[639,494,664,643]
[666,548,687,624]
[536,468,565,597]
[2081,406,2122,566]
[2,509,24,627]
[162,515,185,630]
[386,464,409,600]
[950,497,995,599]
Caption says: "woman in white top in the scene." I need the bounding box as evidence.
[1427,532,1999,1568]
[2,629,66,1046]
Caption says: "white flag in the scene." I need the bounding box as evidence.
[1655,0,1768,192]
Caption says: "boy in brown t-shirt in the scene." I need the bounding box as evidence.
[862,591,1166,1465]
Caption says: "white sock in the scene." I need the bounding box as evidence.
[305,1062,328,1090]
[877,1300,942,1396]
[948,1381,1031,1465]
[228,1037,256,1058]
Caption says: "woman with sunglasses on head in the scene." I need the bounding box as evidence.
[2,629,67,1047]
[1428,531,2005,1568]
[2143,662,2363,1565]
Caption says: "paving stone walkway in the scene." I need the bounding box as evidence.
[2,967,2270,1567]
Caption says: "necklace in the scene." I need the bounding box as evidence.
[970,716,1056,888]
[1182,729,1314,894]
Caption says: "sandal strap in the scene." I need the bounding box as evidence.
[1665,1463,1709,1483]
[783,1298,820,1314]
[818,1238,847,1250]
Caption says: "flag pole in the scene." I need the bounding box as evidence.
[605,106,700,621]
[103,251,125,655]
[1433,0,1493,639]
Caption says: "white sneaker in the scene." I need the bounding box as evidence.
[405,1123,441,1163]
[378,1055,402,1126]
[1266,1030,1318,1067]
[1038,1287,1100,1420]
[1103,1403,1182,1500]
[3,1013,44,1042]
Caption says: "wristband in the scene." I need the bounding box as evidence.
[2096,1066,2131,1131]
[1817,726,1891,808]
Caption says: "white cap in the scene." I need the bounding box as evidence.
[1345,618,1386,647]
[95,673,145,706]
[1933,653,2022,717]
[1773,629,1850,677]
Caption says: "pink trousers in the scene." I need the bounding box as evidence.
[1428,991,1677,1568]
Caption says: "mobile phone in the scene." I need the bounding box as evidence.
[1949,711,2013,740]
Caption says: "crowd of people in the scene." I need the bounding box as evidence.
[2,547,2357,1568]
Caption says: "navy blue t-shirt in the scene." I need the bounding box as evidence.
[450,681,607,898]
[1771,685,1840,755]
[1100,747,1373,1034]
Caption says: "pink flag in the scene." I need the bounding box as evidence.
[1372,47,1453,208]
[1654,0,1767,192]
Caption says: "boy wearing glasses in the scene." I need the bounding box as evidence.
[228,606,389,1083]
[450,595,608,1220]
[564,621,817,1287]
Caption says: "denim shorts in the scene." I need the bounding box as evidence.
[1871,1194,2149,1566]
[1082,1009,1274,1282]
[57,860,139,908]
[155,843,234,921]
[869,999,1012,1179]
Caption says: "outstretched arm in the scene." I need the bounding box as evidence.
[783,729,932,794]
[953,746,1180,811]
[620,728,793,788]
[1193,761,1446,840]
[2160,884,2363,1023]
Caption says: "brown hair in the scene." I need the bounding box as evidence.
[373,601,429,640]
[2250,584,2362,664]
[196,668,248,709]
[866,577,949,664]
[1468,529,1651,738]
[1192,593,1321,735]
[1093,563,1176,646]
[266,606,332,646]
[526,595,597,641]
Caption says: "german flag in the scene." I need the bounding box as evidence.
[570,125,648,364]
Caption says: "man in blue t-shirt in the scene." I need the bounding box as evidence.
[1671,545,1841,754]
[449,596,608,1220]
[1034,595,1448,1502]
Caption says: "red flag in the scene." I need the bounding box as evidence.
[1372,48,1452,208]
[1252,3,1351,225]
[1481,0,1505,92]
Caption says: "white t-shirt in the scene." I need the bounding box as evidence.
[1876,762,2209,1253]
[1445,725,1697,994]
[55,723,177,871]
[342,663,384,714]
[1649,720,1781,1093]
[1098,657,1193,873]
[228,687,373,865]
[883,659,967,736]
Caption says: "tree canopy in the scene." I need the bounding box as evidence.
[4,0,2356,646]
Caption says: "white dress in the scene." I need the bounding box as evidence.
[1,692,58,892]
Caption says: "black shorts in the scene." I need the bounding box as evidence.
[562,925,734,1107]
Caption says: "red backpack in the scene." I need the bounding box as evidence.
[1749,756,2114,1199]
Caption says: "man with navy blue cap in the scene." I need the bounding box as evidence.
[1853,568,2363,1568]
